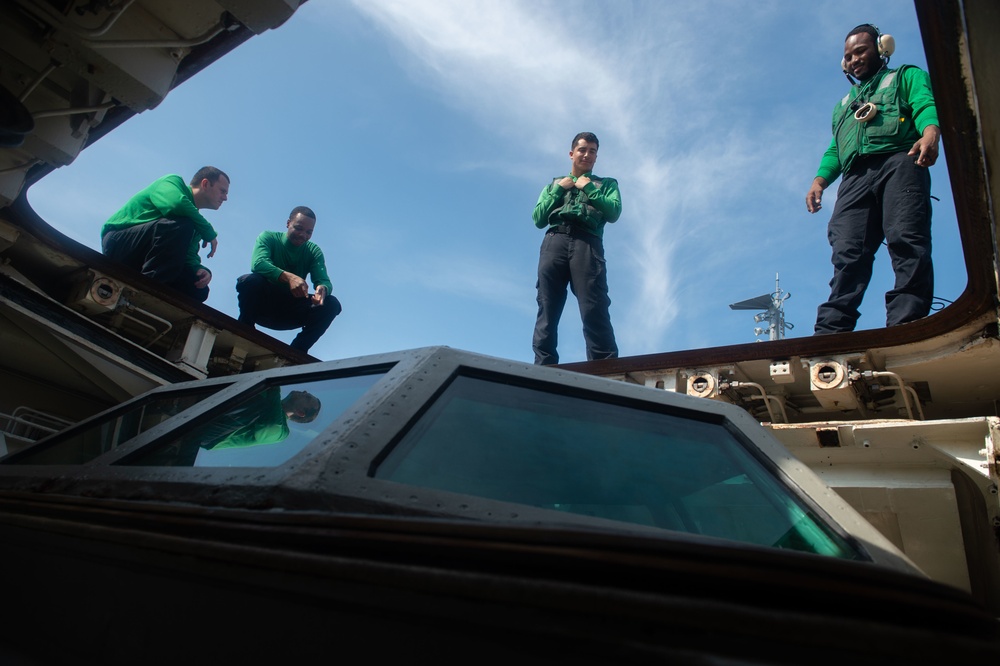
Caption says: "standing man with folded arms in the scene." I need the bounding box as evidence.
[532,131,621,365]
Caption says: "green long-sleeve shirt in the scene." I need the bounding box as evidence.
[250,231,333,292]
[206,387,289,450]
[532,172,622,239]
[816,65,938,183]
[101,174,218,272]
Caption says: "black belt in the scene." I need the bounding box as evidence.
[847,151,894,174]
[547,224,584,235]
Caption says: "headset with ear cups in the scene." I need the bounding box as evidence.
[839,25,897,123]
[841,24,895,84]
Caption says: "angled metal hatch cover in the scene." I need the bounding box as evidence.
[0,346,917,574]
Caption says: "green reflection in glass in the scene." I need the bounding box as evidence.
[121,372,384,467]
[374,376,861,560]
[4,387,221,465]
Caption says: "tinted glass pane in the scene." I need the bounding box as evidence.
[4,388,220,465]
[121,372,384,467]
[374,376,860,559]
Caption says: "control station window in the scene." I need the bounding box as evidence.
[374,375,862,559]
[120,371,385,468]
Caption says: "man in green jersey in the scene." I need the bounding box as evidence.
[532,132,621,365]
[806,24,940,333]
[101,166,229,303]
[146,388,321,466]
[236,206,341,353]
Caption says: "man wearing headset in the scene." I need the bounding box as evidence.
[805,24,940,334]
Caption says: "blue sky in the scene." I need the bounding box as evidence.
[28,0,964,364]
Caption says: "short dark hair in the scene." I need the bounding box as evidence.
[846,24,879,43]
[289,205,316,221]
[283,390,321,423]
[571,132,599,150]
[190,166,229,187]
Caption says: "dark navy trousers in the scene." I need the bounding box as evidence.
[532,227,618,365]
[101,217,209,302]
[236,273,341,353]
[815,151,934,334]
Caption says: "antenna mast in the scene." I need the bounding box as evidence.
[729,273,794,341]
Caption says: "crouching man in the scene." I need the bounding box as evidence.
[237,206,341,353]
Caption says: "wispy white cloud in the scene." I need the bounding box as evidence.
[349,1,636,135]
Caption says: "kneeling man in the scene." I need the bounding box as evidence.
[237,206,342,353]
